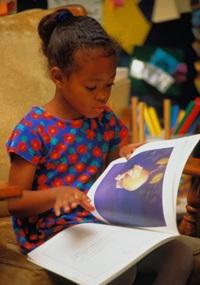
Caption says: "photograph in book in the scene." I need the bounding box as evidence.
[88,134,200,233]
[93,147,173,227]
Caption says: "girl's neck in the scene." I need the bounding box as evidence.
[44,92,82,120]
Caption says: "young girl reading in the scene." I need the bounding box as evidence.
[6,8,193,285]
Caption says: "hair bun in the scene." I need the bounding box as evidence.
[56,10,74,25]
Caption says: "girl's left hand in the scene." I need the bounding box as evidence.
[53,186,95,216]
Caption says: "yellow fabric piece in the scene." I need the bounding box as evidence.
[103,0,151,54]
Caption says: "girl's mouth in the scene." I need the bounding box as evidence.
[95,105,105,112]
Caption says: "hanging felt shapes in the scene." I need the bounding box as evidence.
[191,0,200,10]
[192,41,200,56]
[129,46,187,96]
[112,0,125,7]
[192,9,200,26]
[191,1,200,94]
[194,60,200,72]
[103,0,151,54]
[130,58,175,93]
[194,75,200,93]
[192,26,200,40]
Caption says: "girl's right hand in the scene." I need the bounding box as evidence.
[119,143,143,159]
[53,186,95,216]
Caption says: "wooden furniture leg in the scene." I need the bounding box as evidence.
[179,176,200,236]
[179,157,200,237]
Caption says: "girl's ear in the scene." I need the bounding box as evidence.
[50,66,64,87]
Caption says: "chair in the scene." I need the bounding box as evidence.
[0,5,87,285]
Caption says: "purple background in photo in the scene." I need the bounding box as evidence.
[94,148,173,227]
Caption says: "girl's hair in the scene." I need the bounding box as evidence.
[38,8,119,75]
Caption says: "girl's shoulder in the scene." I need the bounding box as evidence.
[19,106,56,125]
[25,106,46,120]
[11,106,53,136]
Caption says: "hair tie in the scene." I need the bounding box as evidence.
[56,10,74,25]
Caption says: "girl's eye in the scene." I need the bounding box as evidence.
[86,86,96,91]
[106,83,114,89]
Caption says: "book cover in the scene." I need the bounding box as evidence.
[28,134,200,285]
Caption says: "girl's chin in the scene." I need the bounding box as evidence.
[84,110,104,119]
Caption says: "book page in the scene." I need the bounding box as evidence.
[28,223,176,285]
[28,135,199,285]
[88,134,200,234]
[171,135,200,214]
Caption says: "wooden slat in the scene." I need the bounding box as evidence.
[131,97,139,143]
[163,99,171,139]
[183,157,200,176]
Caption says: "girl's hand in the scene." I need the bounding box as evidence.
[54,186,95,216]
[119,143,143,159]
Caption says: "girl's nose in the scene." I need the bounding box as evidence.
[96,90,110,102]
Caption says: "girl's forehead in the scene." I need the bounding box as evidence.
[74,48,117,66]
[72,51,116,78]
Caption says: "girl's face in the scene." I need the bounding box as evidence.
[58,48,117,119]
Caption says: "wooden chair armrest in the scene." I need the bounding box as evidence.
[183,157,200,177]
[179,157,200,236]
[0,182,22,200]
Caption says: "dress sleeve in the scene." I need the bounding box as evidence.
[105,108,129,151]
[6,120,43,166]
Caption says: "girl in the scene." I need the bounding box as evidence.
[6,8,193,284]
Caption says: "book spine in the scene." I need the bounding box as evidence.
[170,104,180,132]
[178,98,200,135]
[174,100,195,135]
[148,106,162,136]
[187,115,200,134]
[177,109,185,124]
[144,105,157,136]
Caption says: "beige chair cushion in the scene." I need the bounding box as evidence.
[0,9,54,181]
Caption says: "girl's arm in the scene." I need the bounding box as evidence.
[105,142,143,166]
[8,155,94,217]
[105,147,120,167]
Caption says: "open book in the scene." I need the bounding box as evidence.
[28,134,200,285]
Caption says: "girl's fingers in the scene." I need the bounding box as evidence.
[62,194,79,212]
[54,200,62,216]
[63,197,77,212]
[80,198,95,212]
[78,193,94,211]
[68,197,78,209]
[54,189,94,215]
